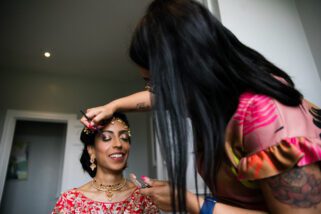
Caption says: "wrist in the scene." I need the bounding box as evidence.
[200,196,216,214]
[186,192,204,214]
[106,100,118,113]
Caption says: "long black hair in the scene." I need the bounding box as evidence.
[130,0,302,212]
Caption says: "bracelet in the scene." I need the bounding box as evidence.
[200,196,216,214]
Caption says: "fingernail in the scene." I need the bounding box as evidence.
[141,176,149,182]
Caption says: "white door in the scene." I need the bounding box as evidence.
[0,121,66,214]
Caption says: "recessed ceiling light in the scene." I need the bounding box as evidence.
[44,52,51,58]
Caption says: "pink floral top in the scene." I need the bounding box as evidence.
[52,188,159,214]
[214,92,321,211]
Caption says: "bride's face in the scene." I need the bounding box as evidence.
[92,119,131,173]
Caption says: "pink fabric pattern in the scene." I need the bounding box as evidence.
[233,92,278,136]
[287,137,321,166]
[221,92,321,210]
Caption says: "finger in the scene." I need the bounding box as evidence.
[85,109,99,119]
[141,176,153,186]
[80,117,90,127]
[84,110,104,126]
[139,187,154,197]
[92,111,111,124]
[129,173,142,188]
[141,177,166,187]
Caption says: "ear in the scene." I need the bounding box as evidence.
[87,145,95,157]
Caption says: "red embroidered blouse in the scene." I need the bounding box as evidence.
[52,188,159,214]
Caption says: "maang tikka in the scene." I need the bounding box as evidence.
[110,117,131,137]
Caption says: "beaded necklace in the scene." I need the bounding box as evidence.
[91,178,127,201]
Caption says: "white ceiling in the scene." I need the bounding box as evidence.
[0,0,151,80]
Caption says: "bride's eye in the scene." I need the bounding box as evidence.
[120,134,130,142]
[101,134,111,142]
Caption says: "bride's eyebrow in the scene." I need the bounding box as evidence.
[119,130,130,135]
[101,130,113,134]
[101,130,129,135]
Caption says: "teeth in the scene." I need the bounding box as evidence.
[110,154,123,158]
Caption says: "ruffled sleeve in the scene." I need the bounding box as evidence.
[225,92,321,181]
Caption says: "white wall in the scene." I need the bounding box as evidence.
[218,0,321,106]
[295,0,321,80]
[0,72,155,193]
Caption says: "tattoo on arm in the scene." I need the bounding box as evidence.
[267,167,321,208]
[136,102,148,111]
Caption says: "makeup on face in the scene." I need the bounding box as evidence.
[101,131,129,162]
[97,125,131,164]
[99,130,130,143]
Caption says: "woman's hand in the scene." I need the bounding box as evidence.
[139,177,202,213]
[139,177,270,214]
[80,102,117,127]
[139,178,173,212]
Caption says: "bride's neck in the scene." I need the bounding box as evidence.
[94,168,123,185]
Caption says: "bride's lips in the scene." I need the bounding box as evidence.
[108,152,126,161]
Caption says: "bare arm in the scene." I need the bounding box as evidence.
[188,164,321,213]
[259,163,321,214]
[186,192,267,214]
[80,90,152,126]
[112,90,152,112]
[140,178,267,214]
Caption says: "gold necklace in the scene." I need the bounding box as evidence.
[91,178,127,201]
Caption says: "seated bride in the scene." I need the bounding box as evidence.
[52,112,159,213]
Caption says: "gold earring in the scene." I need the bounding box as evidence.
[90,157,96,171]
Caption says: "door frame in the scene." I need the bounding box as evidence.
[0,109,77,204]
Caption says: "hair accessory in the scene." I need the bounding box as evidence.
[200,196,216,214]
[83,127,94,135]
[90,157,96,171]
[91,178,127,201]
[110,117,128,128]
[110,117,131,137]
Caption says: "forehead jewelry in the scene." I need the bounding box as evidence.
[110,117,131,137]
[83,117,131,136]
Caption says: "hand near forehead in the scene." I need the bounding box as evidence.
[80,91,152,127]
[81,104,116,127]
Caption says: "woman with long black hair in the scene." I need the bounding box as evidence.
[81,0,321,213]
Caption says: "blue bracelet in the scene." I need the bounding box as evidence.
[200,196,216,214]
